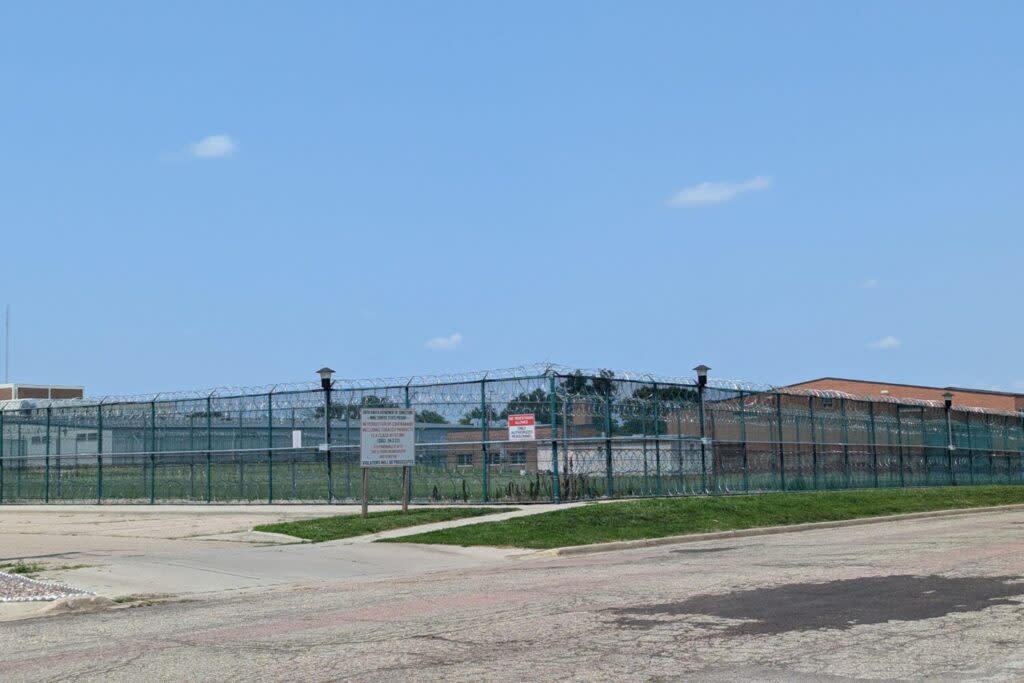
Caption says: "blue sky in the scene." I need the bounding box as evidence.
[2,2,1023,395]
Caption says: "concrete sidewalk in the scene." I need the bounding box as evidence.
[0,503,579,619]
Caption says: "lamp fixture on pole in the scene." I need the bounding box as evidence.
[693,364,711,492]
[317,367,336,502]
[942,391,956,485]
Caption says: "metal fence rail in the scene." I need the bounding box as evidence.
[1,365,1021,504]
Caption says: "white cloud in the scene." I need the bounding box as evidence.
[426,332,463,351]
[860,278,879,289]
[666,176,771,207]
[868,336,901,350]
[188,134,237,159]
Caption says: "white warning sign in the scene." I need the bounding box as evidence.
[360,408,416,467]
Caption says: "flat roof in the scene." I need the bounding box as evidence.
[789,377,1024,398]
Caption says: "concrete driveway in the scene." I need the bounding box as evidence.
[0,504,551,604]
[2,506,1024,680]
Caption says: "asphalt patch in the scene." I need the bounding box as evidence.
[607,575,1024,635]
[670,547,738,555]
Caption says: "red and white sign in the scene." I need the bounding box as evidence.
[507,413,536,442]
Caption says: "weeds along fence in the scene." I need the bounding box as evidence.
[1,365,1022,504]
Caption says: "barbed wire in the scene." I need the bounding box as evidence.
[0,362,1019,418]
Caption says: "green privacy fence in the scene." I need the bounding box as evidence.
[1,365,1022,504]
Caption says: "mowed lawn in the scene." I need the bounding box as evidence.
[387,486,1024,549]
[254,507,515,542]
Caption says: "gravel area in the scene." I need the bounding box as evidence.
[0,571,91,602]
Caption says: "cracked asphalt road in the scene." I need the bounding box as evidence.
[3,509,1024,681]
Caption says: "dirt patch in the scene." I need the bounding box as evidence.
[606,574,1024,634]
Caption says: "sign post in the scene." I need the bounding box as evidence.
[508,414,537,442]
[359,407,416,517]
[401,466,409,513]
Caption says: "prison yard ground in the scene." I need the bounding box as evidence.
[253,507,515,542]
[390,485,1024,549]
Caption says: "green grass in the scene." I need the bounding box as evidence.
[254,506,516,542]
[388,485,1024,549]
[0,561,45,576]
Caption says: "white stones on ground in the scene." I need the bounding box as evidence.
[0,571,91,602]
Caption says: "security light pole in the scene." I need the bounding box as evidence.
[694,365,710,493]
[943,391,955,485]
[318,367,335,502]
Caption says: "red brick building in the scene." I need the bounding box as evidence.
[786,377,1024,412]
[0,383,84,401]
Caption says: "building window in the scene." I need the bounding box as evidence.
[76,432,99,442]
[456,453,473,467]
[508,451,527,465]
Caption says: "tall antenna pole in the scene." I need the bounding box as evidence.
[4,304,9,383]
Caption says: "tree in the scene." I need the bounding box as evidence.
[561,369,616,397]
[416,410,448,424]
[458,405,499,426]
[616,384,696,435]
[559,369,617,432]
[314,395,397,419]
[631,384,697,403]
[500,388,555,424]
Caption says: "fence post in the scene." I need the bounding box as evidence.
[477,378,489,501]
[238,409,245,501]
[696,383,707,494]
[150,401,156,504]
[920,409,929,487]
[189,413,195,499]
[653,383,661,496]
[793,409,802,484]
[206,395,213,503]
[97,402,104,504]
[16,422,22,499]
[405,383,413,504]
[739,392,749,493]
[322,384,333,504]
[267,391,274,504]
[775,393,785,491]
[896,407,905,487]
[869,401,879,488]
[55,407,62,500]
[604,394,613,497]
[966,412,974,486]
[840,398,850,488]
[945,404,955,486]
[808,396,818,490]
[344,407,351,500]
[1019,412,1024,484]
[45,407,51,503]
[550,375,560,503]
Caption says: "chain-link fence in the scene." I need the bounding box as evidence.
[1,365,1021,504]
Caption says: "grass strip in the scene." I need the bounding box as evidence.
[387,486,1024,549]
[0,561,45,576]
[253,507,516,542]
